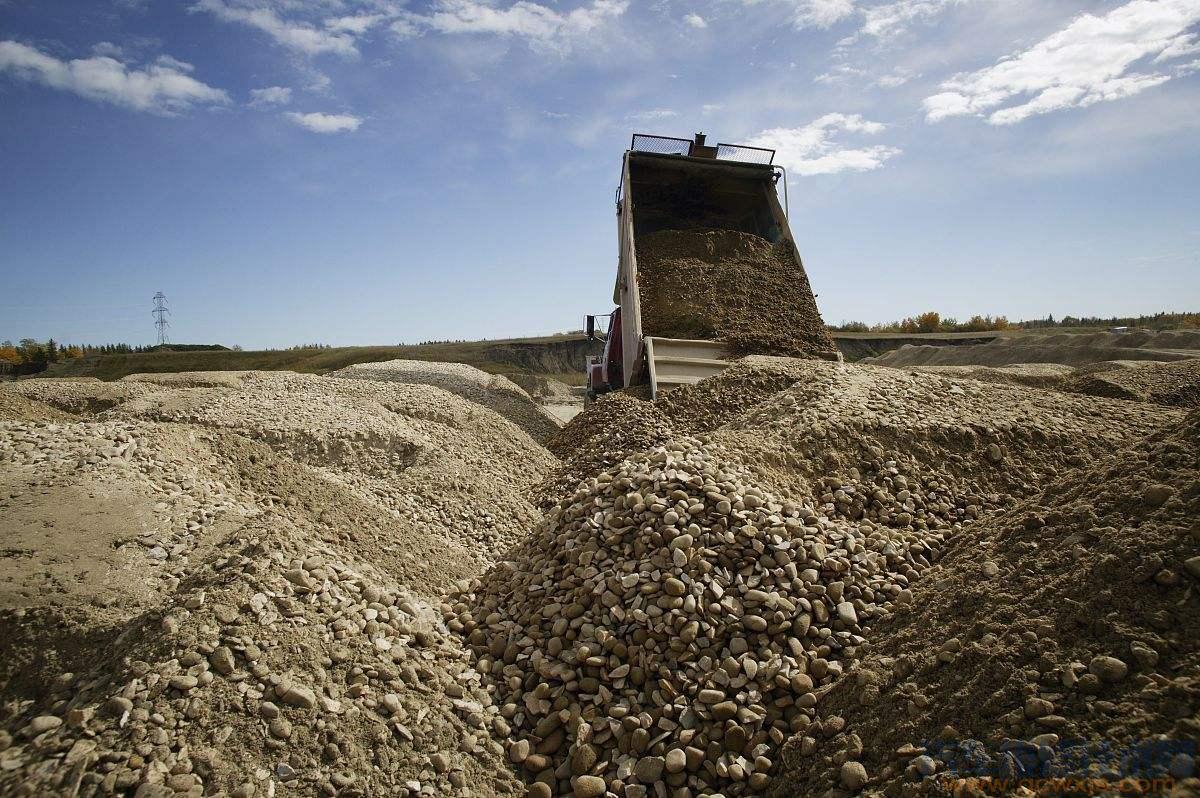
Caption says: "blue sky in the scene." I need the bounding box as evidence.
[2,0,1199,348]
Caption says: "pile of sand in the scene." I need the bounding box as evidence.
[906,363,1077,391]
[770,407,1200,796]
[331,360,563,443]
[0,391,76,423]
[1063,358,1200,407]
[0,370,565,797]
[635,229,837,359]
[869,330,1200,368]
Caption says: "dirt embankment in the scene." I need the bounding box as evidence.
[869,329,1200,368]
[636,229,838,359]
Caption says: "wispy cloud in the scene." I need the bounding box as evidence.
[395,0,629,53]
[747,113,900,176]
[249,85,292,106]
[859,0,969,40]
[684,13,708,28]
[192,0,366,57]
[285,110,362,133]
[0,40,229,114]
[627,108,677,120]
[924,0,1200,125]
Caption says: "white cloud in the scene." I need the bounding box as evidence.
[684,13,708,28]
[791,0,856,29]
[91,41,125,58]
[701,103,723,114]
[285,110,362,133]
[746,113,900,176]
[192,0,363,57]
[397,0,628,52]
[326,14,389,35]
[924,0,1200,125]
[627,108,678,120]
[0,40,229,114]
[860,0,967,39]
[250,85,292,105]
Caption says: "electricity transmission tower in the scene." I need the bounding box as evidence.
[152,292,171,345]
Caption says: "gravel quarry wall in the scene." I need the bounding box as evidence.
[635,230,838,360]
[1,356,1197,798]
[868,329,1200,368]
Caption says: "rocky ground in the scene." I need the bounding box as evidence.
[1,356,1197,798]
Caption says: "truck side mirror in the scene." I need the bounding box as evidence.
[586,315,596,340]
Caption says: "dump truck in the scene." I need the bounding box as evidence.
[586,132,837,400]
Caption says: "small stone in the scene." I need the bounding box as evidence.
[169,675,198,692]
[104,697,133,717]
[1184,556,1200,580]
[840,761,868,791]
[663,578,686,597]
[836,602,858,625]
[982,561,999,577]
[26,716,61,736]
[711,701,738,721]
[570,743,598,776]
[268,718,292,739]
[573,775,607,798]
[664,748,686,774]
[209,647,236,676]
[634,755,664,783]
[1143,484,1173,507]
[912,755,936,777]
[430,752,450,773]
[278,682,317,709]
[1024,698,1053,719]
[1088,655,1129,683]
[526,784,552,798]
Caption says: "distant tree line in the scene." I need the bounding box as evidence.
[829,310,1200,334]
[0,339,228,376]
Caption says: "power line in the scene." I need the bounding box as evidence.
[152,292,171,345]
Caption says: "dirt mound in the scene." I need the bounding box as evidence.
[332,359,562,443]
[106,371,557,567]
[770,409,1200,796]
[122,371,254,388]
[0,410,528,796]
[1063,358,1200,407]
[907,363,1077,391]
[6,379,156,415]
[869,331,1200,368]
[636,229,837,359]
[0,389,76,422]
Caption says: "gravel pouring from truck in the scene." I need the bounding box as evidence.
[586,133,837,400]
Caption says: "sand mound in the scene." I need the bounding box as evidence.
[122,371,255,388]
[106,371,557,567]
[770,408,1200,796]
[6,379,157,415]
[1063,358,1200,407]
[0,389,76,422]
[907,363,1077,391]
[869,331,1200,369]
[0,398,533,795]
[331,360,562,443]
[636,229,837,359]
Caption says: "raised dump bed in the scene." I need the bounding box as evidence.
[593,134,837,398]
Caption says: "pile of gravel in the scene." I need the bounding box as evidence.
[450,359,1176,797]
[905,363,1077,391]
[331,360,562,443]
[1063,358,1200,407]
[0,402,530,796]
[636,229,837,360]
[770,408,1200,796]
